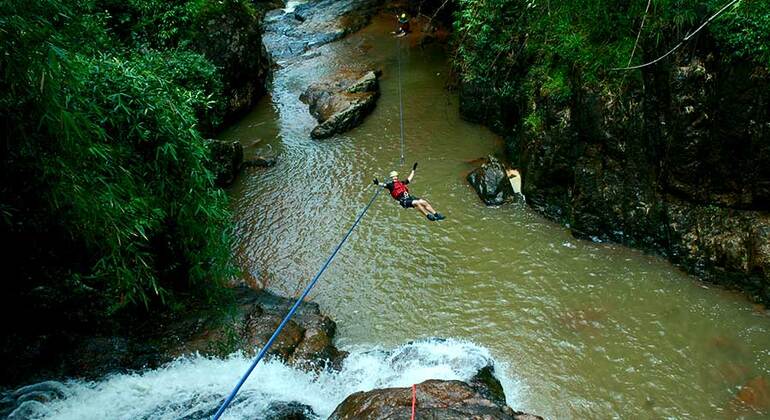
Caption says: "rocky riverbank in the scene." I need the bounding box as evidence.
[460,36,770,305]
[2,285,542,419]
[0,287,343,391]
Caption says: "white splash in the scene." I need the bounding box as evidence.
[19,338,521,420]
[284,1,307,13]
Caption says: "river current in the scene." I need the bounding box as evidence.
[223,13,770,418]
[20,10,769,420]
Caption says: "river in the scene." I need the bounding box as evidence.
[22,8,770,420]
[223,12,770,418]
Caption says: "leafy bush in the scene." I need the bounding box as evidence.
[453,0,770,130]
[455,0,770,99]
[1,0,235,313]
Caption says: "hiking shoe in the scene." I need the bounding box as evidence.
[427,214,436,221]
[434,213,445,220]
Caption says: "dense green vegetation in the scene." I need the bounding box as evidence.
[0,0,270,318]
[453,0,770,116]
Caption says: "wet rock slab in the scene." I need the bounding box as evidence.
[666,199,770,303]
[300,70,381,139]
[166,286,347,371]
[263,0,381,62]
[329,365,542,420]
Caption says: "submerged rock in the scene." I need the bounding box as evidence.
[2,381,69,419]
[265,401,319,420]
[329,368,542,420]
[300,70,381,139]
[729,376,770,415]
[243,156,278,168]
[467,155,521,205]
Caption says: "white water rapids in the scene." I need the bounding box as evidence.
[17,338,521,419]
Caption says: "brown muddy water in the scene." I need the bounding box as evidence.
[221,14,770,419]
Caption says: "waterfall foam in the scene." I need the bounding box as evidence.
[16,338,521,419]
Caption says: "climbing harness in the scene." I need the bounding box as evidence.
[397,37,406,165]
[212,188,382,419]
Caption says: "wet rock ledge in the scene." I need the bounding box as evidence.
[154,286,347,371]
[331,366,543,420]
[0,286,344,392]
[2,284,544,419]
[262,0,382,61]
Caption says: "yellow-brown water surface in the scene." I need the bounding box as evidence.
[221,14,770,418]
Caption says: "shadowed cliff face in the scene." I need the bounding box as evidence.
[460,41,770,304]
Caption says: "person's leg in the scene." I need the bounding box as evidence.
[419,199,437,215]
[412,201,430,216]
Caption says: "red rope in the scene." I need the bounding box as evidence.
[411,384,416,420]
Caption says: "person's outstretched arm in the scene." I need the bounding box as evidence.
[407,162,417,182]
[373,178,389,188]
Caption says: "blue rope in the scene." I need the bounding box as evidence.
[212,187,382,419]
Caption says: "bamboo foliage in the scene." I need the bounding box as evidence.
[1,0,236,312]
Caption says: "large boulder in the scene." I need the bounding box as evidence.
[190,0,282,123]
[205,139,278,187]
[243,156,278,169]
[329,371,542,420]
[300,70,381,139]
[467,156,520,205]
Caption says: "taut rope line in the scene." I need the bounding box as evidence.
[212,189,382,419]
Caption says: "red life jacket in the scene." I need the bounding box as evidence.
[390,180,409,200]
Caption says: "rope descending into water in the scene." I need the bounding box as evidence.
[397,37,406,165]
[212,188,382,419]
[411,384,417,420]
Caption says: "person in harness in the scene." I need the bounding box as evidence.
[374,162,445,221]
[394,12,410,37]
